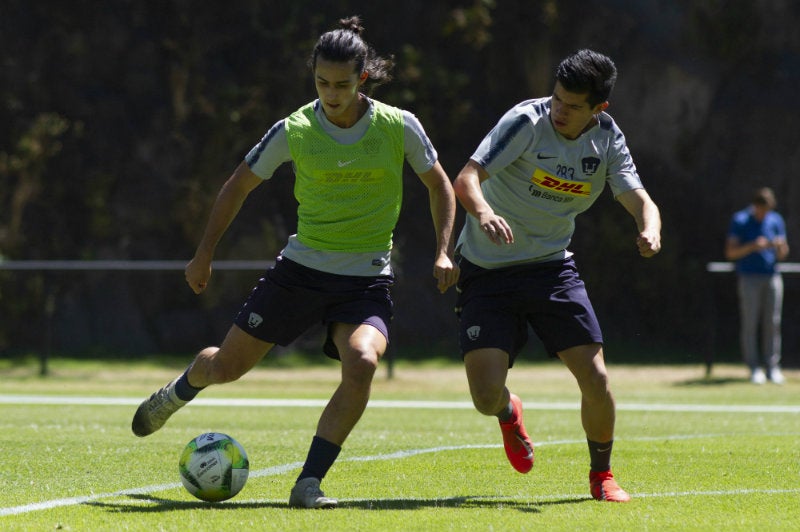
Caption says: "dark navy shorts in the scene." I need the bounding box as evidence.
[233,256,394,359]
[455,256,602,365]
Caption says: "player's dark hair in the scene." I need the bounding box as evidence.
[310,16,394,93]
[556,49,617,107]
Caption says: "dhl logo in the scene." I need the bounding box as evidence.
[530,169,591,197]
[316,169,385,183]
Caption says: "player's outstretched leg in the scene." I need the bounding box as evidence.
[589,470,631,502]
[498,393,534,473]
[289,477,338,509]
[131,377,187,437]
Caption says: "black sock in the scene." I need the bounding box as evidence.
[174,368,204,401]
[496,400,514,422]
[587,439,613,472]
[297,436,342,483]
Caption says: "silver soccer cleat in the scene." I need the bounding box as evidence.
[131,377,187,437]
[288,477,338,509]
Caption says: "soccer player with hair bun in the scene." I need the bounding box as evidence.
[132,16,458,508]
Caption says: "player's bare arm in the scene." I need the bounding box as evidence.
[453,159,514,245]
[417,160,459,293]
[185,162,263,294]
[617,188,661,258]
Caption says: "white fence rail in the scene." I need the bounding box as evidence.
[706,261,800,273]
[0,259,398,378]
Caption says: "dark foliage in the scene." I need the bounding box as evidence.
[2,0,799,365]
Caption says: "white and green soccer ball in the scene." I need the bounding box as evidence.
[178,432,249,502]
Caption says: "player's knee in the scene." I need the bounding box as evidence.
[579,369,611,403]
[342,349,379,386]
[197,346,219,359]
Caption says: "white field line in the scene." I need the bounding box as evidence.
[0,395,798,413]
[2,435,800,517]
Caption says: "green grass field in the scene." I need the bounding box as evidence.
[1,357,798,531]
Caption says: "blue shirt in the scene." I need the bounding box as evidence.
[727,207,787,274]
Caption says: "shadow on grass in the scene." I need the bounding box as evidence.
[84,494,285,512]
[85,493,590,514]
[673,376,750,386]
[340,496,590,512]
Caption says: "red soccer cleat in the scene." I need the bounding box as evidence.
[498,393,534,473]
[590,470,631,502]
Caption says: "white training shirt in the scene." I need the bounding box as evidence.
[456,97,644,269]
[244,97,438,276]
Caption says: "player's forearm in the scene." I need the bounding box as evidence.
[428,180,457,258]
[417,162,457,258]
[194,163,262,260]
[453,163,494,221]
[194,181,249,259]
[620,188,660,234]
[639,198,661,235]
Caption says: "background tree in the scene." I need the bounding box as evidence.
[1,0,798,365]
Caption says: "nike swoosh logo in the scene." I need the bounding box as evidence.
[537,153,557,159]
[516,435,534,460]
[337,159,358,167]
[520,447,533,460]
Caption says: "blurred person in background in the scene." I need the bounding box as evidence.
[725,187,789,384]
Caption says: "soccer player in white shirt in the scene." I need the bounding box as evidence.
[453,49,661,502]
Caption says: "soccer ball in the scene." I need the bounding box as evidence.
[178,432,249,502]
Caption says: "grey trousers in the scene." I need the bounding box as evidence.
[737,273,783,371]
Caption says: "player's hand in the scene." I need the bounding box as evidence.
[636,230,661,258]
[185,256,212,294]
[479,212,514,245]
[433,255,459,294]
